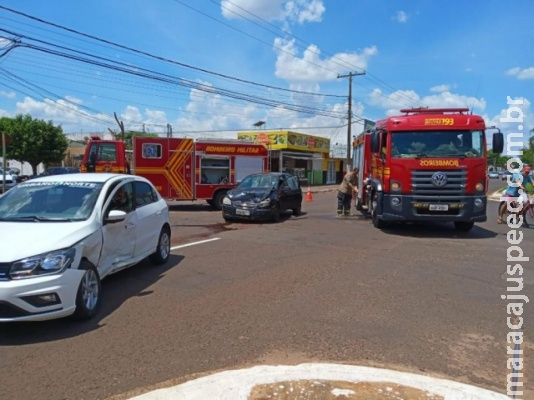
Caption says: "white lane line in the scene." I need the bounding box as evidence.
[171,237,220,250]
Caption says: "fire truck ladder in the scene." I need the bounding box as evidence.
[399,107,470,115]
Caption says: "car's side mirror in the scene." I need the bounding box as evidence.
[105,209,127,224]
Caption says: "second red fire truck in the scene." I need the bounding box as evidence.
[353,108,504,231]
[81,136,269,209]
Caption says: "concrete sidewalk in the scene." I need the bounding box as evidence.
[126,363,510,399]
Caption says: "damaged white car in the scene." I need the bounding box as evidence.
[0,173,171,322]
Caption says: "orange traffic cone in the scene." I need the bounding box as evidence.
[305,186,313,202]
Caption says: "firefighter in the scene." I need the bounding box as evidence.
[337,167,359,217]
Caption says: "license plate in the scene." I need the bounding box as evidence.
[429,204,448,211]
[236,209,250,216]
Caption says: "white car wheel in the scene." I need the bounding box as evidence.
[73,263,101,320]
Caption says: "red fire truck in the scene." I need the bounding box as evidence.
[353,108,504,231]
[81,136,269,209]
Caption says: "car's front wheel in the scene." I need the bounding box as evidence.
[72,262,101,320]
[150,226,171,265]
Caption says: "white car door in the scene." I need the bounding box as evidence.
[99,182,137,277]
[132,181,165,258]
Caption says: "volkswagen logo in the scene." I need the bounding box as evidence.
[431,172,448,186]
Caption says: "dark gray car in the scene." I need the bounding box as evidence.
[222,172,303,222]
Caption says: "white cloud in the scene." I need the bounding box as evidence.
[65,95,83,105]
[0,91,16,99]
[121,105,143,124]
[368,89,486,116]
[507,67,534,80]
[392,11,408,23]
[221,0,325,24]
[430,84,450,93]
[274,38,377,82]
[145,109,168,126]
[487,98,533,133]
[285,0,325,23]
[11,96,114,133]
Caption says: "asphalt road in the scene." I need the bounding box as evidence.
[0,178,532,400]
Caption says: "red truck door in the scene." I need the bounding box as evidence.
[133,137,194,199]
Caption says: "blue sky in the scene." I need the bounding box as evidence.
[0,0,533,149]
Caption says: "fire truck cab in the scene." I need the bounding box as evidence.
[353,108,504,231]
[81,136,269,210]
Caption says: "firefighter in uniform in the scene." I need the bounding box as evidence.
[337,167,358,217]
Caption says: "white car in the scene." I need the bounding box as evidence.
[0,173,171,322]
[0,173,17,194]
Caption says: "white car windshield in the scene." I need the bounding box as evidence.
[0,181,103,221]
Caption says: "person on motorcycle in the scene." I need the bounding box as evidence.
[498,165,533,226]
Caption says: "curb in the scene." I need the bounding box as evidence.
[127,364,509,400]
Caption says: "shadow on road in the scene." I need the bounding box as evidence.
[167,202,218,212]
[379,222,498,239]
[222,211,308,225]
[0,254,184,345]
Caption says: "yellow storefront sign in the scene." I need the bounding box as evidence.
[237,131,330,154]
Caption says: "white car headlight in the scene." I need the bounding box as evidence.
[258,199,271,208]
[222,196,232,205]
[10,248,76,280]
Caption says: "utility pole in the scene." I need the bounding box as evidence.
[338,71,365,171]
[1,131,5,194]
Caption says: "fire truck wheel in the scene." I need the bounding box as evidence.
[372,209,386,229]
[369,192,386,229]
[355,198,363,211]
[150,226,171,265]
[453,221,474,232]
[212,191,227,211]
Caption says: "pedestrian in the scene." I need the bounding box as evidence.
[337,167,358,217]
[498,165,533,227]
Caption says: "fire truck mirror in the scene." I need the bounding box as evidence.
[492,132,504,154]
[370,132,380,153]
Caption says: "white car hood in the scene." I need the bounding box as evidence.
[0,222,97,262]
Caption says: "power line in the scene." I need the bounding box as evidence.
[210,0,424,109]
[0,5,344,99]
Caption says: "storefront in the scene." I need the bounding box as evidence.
[237,130,330,185]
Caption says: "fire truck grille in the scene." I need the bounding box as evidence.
[411,170,466,196]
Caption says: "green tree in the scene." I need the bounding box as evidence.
[487,150,508,169]
[0,114,68,175]
[122,130,158,150]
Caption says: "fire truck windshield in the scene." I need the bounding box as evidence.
[390,130,484,158]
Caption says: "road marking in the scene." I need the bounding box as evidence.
[170,237,220,250]
[128,364,509,400]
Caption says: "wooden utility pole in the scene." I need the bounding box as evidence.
[114,112,125,142]
[1,131,6,194]
[338,71,365,171]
